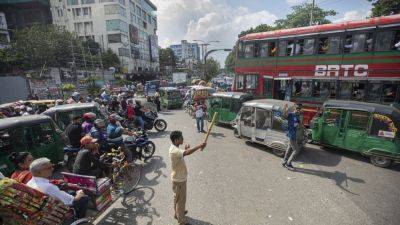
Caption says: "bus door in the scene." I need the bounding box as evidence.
[263,76,273,99]
[273,78,291,100]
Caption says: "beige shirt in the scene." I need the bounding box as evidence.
[169,144,188,182]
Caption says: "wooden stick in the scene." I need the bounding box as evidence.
[202,112,218,150]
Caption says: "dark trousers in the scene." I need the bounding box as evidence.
[72,195,90,218]
[196,117,204,132]
[283,138,301,166]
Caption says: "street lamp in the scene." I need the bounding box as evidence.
[193,40,220,62]
[203,48,232,81]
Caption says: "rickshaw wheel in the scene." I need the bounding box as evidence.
[272,148,285,158]
[370,156,392,168]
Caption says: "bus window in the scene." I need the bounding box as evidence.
[367,83,382,102]
[350,82,366,101]
[293,81,312,98]
[303,38,315,55]
[254,42,260,57]
[295,39,304,55]
[318,37,329,54]
[349,34,368,53]
[339,82,352,99]
[260,42,268,57]
[312,81,321,98]
[344,35,352,53]
[327,36,341,54]
[278,40,286,56]
[382,83,397,103]
[268,42,277,56]
[365,33,373,52]
[238,41,244,58]
[246,75,258,90]
[286,40,295,56]
[376,30,393,51]
[236,75,244,90]
[244,43,254,58]
[392,30,400,50]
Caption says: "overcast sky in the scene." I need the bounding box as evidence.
[152,0,373,67]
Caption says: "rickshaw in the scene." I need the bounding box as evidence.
[233,99,305,157]
[43,103,104,131]
[310,100,400,168]
[0,115,64,176]
[159,87,183,109]
[185,86,215,117]
[207,92,253,125]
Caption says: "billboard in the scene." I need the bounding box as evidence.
[129,24,139,44]
[149,34,158,62]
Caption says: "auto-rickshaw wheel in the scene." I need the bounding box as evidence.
[272,148,285,158]
[370,156,392,168]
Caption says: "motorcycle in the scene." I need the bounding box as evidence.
[128,111,167,132]
[63,146,80,172]
[107,132,156,160]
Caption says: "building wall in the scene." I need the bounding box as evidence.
[50,0,159,74]
[170,40,200,62]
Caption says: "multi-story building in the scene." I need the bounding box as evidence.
[50,0,159,74]
[170,40,200,62]
[0,12,10,49]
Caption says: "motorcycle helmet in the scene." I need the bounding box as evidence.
[71,92,80,101]
[86,96,93,103]
[108,113,123,123]
[94,119,105,128]
[83,112,96,121]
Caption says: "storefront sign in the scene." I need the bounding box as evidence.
[314,64,368,77]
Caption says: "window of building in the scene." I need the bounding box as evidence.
[82,7,91,18]
[73,8,81,18]
[278,40,286,56]
[303,38,315,55]
[236,75,244,89]
[142,10,146,19]
[246,75,258,90]
[105,4,126,17]
[119,0,125,5]
[81,0,95,4]
[74,22,83,34]
[118,47,130,57]
[136,6,141,17]
[348,111,369,130]
[148,15,152,24]
[67,0,79,5]
[57,9,63,17]
[376,30,393,51]
[244,43,254,58]
[106,19,128,33]
[84,21,93,34]
[0,33,8,44]
[258,42,268,57]
[143,21,147,29]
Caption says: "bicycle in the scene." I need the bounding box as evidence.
[101,149,141,195]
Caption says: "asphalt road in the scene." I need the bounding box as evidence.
[94,109,400,225]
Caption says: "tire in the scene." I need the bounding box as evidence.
[140,141,156,159]
[233,128,241,138]
[370,156,392,168]
[154,119,167,132]
[272,148,285,158]
[120,164,141,195]
[66,155,76,172]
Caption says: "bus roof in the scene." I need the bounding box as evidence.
[324,100,400,120]
[240,14,400,41]
[43,102,99,115]
[212,92,252,99]
[243,99,296,110]
[0,115,52,130]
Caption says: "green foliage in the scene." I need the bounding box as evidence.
[275,3,337,28]
[159,48,177,75]
[204,57,221,82]
[368,0,400,17]
[61,83,76,92]
[101,49,120,70]
[239,24,279,37]
[86,83,102,96]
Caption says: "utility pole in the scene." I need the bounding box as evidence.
[310,0,315,26]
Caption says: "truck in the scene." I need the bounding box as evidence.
[172,72,187,84]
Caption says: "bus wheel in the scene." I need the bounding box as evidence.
[272,148,285,158]
[370,156,392,168]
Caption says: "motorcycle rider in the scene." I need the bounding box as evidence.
[90,119,108,153]
[82,112,97,134]
[134,100,149,131]
[106,114,136,162]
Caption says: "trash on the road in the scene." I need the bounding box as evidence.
[288,216,293,221]
[268,215,272,218]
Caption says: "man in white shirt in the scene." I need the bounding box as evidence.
[169,131,206,225]
[27,158,89,219]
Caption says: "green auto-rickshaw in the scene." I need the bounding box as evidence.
[311,100,400,168]
[0,115,64,176]
[159,87,183,109]
[42,102,104,131]
[207,92,253,125]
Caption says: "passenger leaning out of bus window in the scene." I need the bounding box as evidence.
[9,152,34,184]
[393,31,400,50]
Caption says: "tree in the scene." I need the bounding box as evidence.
[275,3,337,28]
[368,0,400,17]
[239,24,278,37]
[159,48,177,76]
[224,48,236,73]
[204,57,220,82]
[101,49,120,70]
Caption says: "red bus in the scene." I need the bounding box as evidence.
[233,15,400,126]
